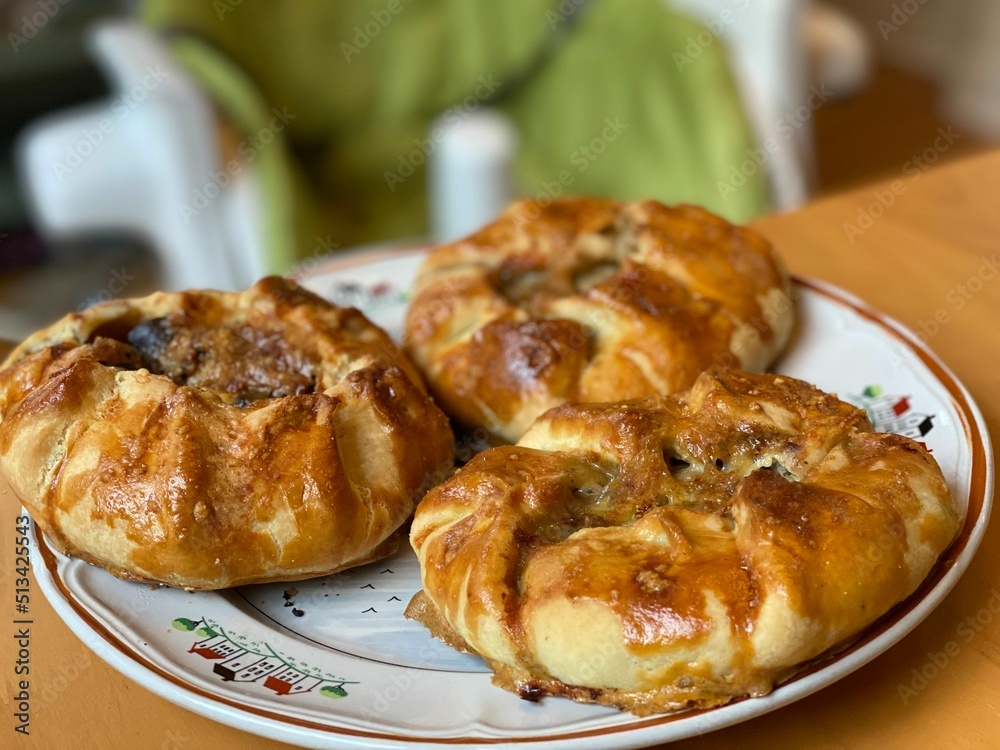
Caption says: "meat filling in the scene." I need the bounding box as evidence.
[95,317,316,404]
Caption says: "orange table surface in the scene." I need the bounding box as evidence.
[1,151,998,749]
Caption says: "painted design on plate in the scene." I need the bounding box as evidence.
[235,546,489,672]
[172,616,358,698]
[849,384,936,444]
[323,279,408,311]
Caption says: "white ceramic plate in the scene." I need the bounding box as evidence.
[30,249,993,749]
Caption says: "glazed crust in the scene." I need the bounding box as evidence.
[404,199,793,441]
[0,277,454,589]
[408,369,960,714]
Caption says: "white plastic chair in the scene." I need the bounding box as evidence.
[16,22,266,291]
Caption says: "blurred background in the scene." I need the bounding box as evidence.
[0,0,996,340]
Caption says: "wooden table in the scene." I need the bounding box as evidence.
[2,151,998,749]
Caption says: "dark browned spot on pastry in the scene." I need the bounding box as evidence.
[518,683,545,702]
[466,319,592,406]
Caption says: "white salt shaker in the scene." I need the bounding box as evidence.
[428,107,518,243]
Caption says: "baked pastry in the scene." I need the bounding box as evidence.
[0,277,454,590]
[404,198,793,442]
[408,368,960,714]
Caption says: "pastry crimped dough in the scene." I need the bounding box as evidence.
[404,199,793,442]
[0,277,454,589]
[409,369,960,714]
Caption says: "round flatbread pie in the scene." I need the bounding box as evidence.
[408,368,960,714]
[0,277,454,590]
[404,198,793,442]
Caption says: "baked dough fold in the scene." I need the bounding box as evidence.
[409,369,960,713]
[405,199,793,441]
[0,277,454,589]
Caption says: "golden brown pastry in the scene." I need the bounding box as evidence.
[0,277,454,590]
[409,369,960,714]
[404,198,793,442]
